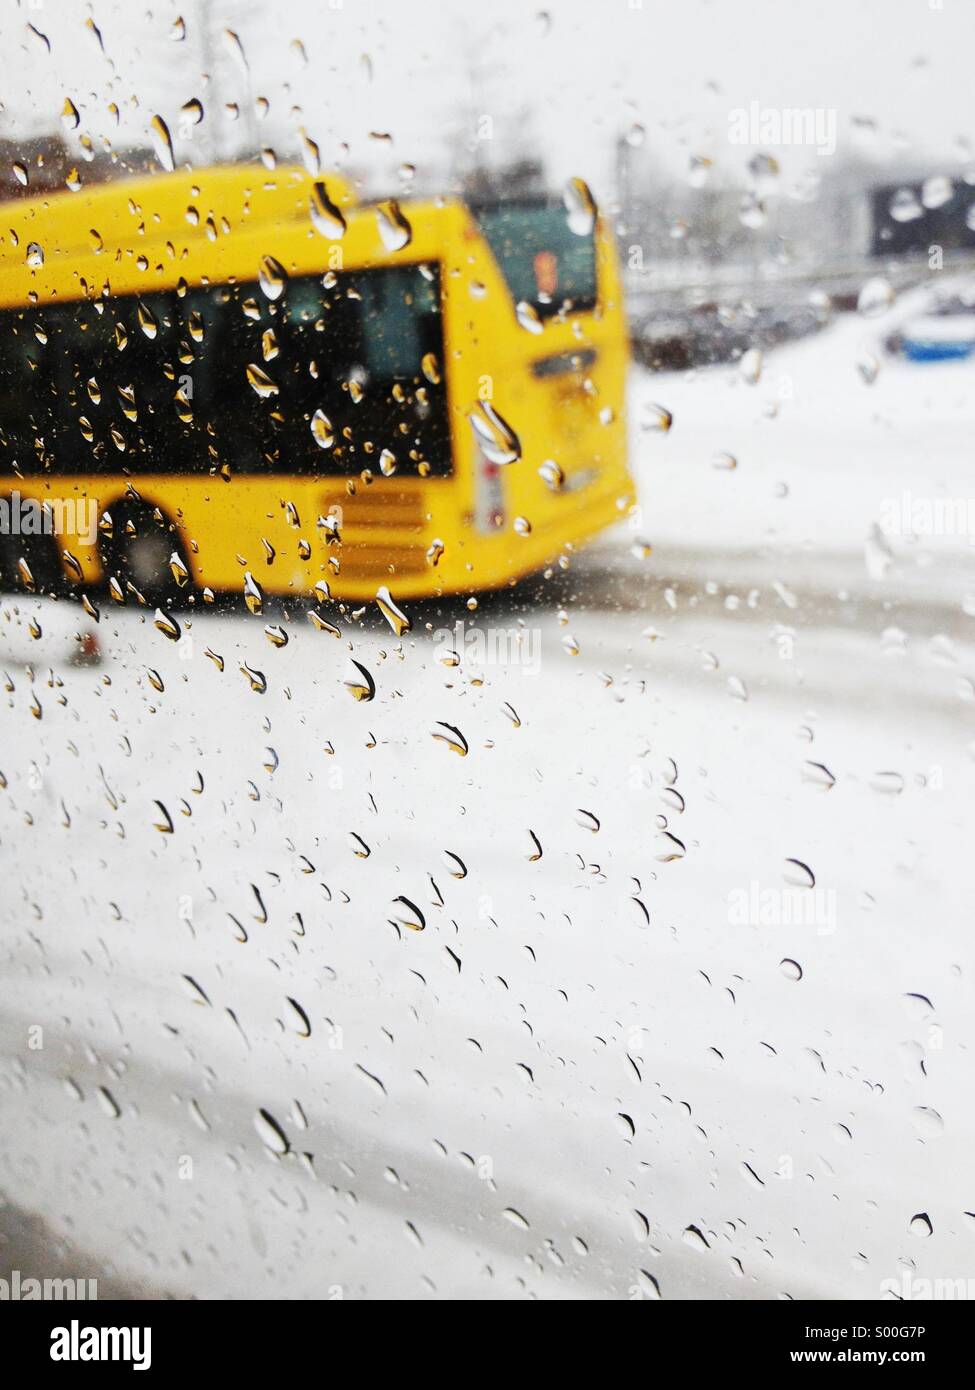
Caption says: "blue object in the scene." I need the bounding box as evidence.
[902,337,975,362]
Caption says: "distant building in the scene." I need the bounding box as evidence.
[460,158,546,204]
[870,176,975,257]
[0,135,154,202]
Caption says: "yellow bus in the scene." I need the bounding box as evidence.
[0,164,633,607]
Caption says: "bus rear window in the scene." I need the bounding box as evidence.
[473,202,597,318]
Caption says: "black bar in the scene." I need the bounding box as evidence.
[1,1297,966,1372]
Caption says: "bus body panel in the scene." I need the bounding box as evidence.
[0,166,634,601]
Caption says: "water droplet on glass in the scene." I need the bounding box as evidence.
[310,181,346,239]
[375,585,410,637]
[310,409,334,448]
[503,1208,530,1231]
[655,831,686,862]
[783,858,815,888]
[469,401,521,466]
[682,1224,710,1252]
[641,402,673,433]
[516,300,544,334]
[239,663,267,694]
[154,609,181,641]
[911,1107,944,1139]
[739,347,762,384]
[137,301,158,340]
[97,1087,122,1120]
[376,199,412,251]
[563,177,597,236]
[739,193,766,229]
[538,459,564,491]
[442,851,467,879]
[688,154,713,188]
[802,761,836,790]
[344,660,376,702]
[431,721,468,756]
[748,151,780,186]
[870,770,904,795]
[243,572,265,615]
[857,276,894,318]
[921,175,952,210]
[246,363,278,398]
[149,115,175,172]
[420,351,441,386]
[223,27,249,73]
[889,187,922,223]
[391,896,426,932]
[258,254,288,301]
[254,1108,290,1156]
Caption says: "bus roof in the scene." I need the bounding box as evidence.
[0,164,363,269]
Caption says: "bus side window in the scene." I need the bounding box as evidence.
[181,285,271,475]
[0,267,452,483]
[102,293,181,474]
[28,292,182,475]
[0,305,87,474]
[0,311,46,473]
[352,265,451,476]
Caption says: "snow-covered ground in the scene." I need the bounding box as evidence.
[1,306,974,1301]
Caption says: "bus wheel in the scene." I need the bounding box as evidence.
[0,532,66,597]
[99,503,189,607]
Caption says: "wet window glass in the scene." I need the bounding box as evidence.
[0,0,972,1336]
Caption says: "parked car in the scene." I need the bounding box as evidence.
[631,297,823,370]
[883,280,975,361]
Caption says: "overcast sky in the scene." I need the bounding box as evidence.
[2,0,972,200]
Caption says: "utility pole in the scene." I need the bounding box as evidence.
[195,0,259,165]
[615,132,632,235]
[198,0,218,163]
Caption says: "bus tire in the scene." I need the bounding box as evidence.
[0,531,66,597]
[99,501,189,607]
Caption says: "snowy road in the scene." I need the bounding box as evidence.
[2,309,974,1300]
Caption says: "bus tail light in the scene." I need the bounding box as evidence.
[472,443,505,534]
